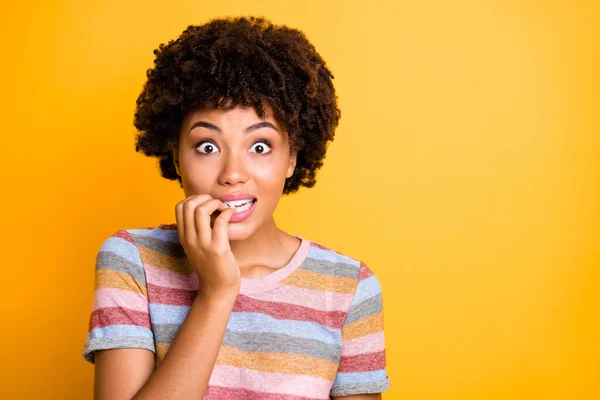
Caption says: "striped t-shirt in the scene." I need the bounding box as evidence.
[83,223,391,399]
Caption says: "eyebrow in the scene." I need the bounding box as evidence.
[188,121,280,134]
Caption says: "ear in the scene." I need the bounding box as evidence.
[173,148,181,176]
[286,150,297,178]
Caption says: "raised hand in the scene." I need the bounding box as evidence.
[175,194,241,297]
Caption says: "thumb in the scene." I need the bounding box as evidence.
[212,207,236,244]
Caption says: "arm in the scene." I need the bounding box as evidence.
[95,289,238,400]
[329,261,390,398]
[89,197,239,399]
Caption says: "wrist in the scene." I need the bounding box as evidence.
[196,286,240,303]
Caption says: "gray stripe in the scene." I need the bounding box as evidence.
[132,227,181,243]
[330,376,390,396]
[152,323,181,342]
[344,293,382,325]
[130,233,361,281]
[132,234,187,259]
[82,337,156,364]
[96,251,147,285]
[300,257,360,279]
[223,330,341,363]
[153,324,341,363]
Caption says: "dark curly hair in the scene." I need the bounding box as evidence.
[133,15,341,195]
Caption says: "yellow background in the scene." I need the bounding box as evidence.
[1,0,598,399]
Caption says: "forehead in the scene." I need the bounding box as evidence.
[185,100,277,124]
[180,100,289,143]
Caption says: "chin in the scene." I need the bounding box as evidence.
[226,223,256,241]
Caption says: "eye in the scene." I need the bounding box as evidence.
[250,139,273,154]
[196,140,220,154]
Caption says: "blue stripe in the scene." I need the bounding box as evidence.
[132,227,180,243]
[149,304,191,324]
[101,236,142,267]
[333,369,388,386]
[352,275,381,305]
[149,305,341,345]
[227,312,341,346]
[88,325,154,340]
[307,246,361,266]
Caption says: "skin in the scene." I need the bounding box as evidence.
[94,99,382,400]
[172,100,382,400]
[172,99,302,278]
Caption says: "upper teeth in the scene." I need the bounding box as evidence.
[225,199,254,208]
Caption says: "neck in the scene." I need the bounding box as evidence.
[229,216,292,271]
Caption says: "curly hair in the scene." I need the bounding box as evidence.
[133,16,341,195]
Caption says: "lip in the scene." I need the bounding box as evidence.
[217,192,257,203]
[228,199,257,223]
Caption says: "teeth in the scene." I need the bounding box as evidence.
[225,199,255,211]
[225,199,252,207]
[232,200,255,213]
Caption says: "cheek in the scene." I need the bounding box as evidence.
[252,160,289,188]
[181,157,216,190]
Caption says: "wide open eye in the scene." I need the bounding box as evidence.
[196,140,220,154]
[249,140,273,154]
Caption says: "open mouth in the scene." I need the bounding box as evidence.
[224,199,257,213]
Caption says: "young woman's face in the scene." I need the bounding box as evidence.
[173,101,297,241]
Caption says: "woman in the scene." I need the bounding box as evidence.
[83,15,390,400]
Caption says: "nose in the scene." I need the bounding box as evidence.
[218,150,249,187]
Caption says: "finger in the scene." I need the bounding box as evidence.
[212,207,236,245]
[183,195,212,245]
[195,198,228,246]
[175,201,185,244]
[208,200,232,229]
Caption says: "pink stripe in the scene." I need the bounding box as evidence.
[208,364,332,398]
[338,350,386,372]
[341,331,385,356]
[145,264,352,311]
[233,294,346,329]
[113,230,135,244]
[93,288,149,312]
[89,307,151,330]
[204,386,326,400]
[144,263,198,290]
[248,283,353,311]
[357,261,373,281]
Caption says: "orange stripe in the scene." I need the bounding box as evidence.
[342,312,384,340]
[280,269,356,294]
[215,345,338,380]
[95,269,148,298]
[138,246,194,275]
[156,343,170,363]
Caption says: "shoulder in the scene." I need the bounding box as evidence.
[97,223,181,261]
[305,239,376,284]
[101,223,179,245]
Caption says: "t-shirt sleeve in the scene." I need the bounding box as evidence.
[330,261,391,397]
[82,230,156,364]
